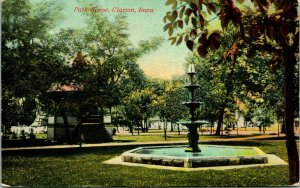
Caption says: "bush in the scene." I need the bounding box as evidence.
[19,130,26,140]
[2,135,9,139]
[9,132,17,139]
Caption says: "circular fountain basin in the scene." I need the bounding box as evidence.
[121,145,268,168]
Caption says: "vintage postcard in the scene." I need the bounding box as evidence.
[2,0,298,187]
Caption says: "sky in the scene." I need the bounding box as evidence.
[31,0,222,79]
[31,0,192,79]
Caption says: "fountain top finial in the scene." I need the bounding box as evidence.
[188,64,196,74]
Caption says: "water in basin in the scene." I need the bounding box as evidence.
[133,145,259,158]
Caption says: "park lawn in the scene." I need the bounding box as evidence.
[2,140,293,187]
[113,134,225,142]
[113,134,188,142]
[113,133,258,143]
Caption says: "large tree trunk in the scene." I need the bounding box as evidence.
[281,118,286,133]
[130,121,133,135]
[284,54,299,184]
[138,121,141,135]
[215,104,226,135]
[177,123,181,135]
[171,122,174,132]
[141,120,145,132]
[244,120,247,131]
[210,121,214,135]
[215,89,231,136]
[145,118,148,132]
[163,118,167,141]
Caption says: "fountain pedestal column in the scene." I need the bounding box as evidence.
[180,64,207,152]
[186,127,200,152]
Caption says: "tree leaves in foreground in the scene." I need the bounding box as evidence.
[164,0,298,184]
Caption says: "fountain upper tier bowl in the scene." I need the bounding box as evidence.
[121,145,268,168]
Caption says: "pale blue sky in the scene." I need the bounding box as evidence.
[30,0,248,79]
[39,0,191,79]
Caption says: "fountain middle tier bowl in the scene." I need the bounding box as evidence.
[182,102,202,108]
[179,120,209,128]
[121,145,268,168]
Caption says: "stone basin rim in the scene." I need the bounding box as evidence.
[121,145,267,160]
[121,145,269,168]
[122,145,266,154]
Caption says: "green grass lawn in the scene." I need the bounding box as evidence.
[2,140,293,187]
[113,133,260,143]
[113,134,188,142]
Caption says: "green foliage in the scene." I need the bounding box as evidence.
[55,13,163,114]
[255,107,275,128]
[120,62,148,96]
[2,0,64,127]
[187,26,284,130]
[154,79,188,122]
[164,0,298,64]
[122,87,158,124]
[120,77,189,129]
[2,0,163,127]
[186,28,239,125]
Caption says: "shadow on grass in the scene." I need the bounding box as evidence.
[4,141,276,158]
[203,140,275,147]
[257,136,299,141]
[2,139,55,148]
[200,134,252,138]
[2,145,138,158]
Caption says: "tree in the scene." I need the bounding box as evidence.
[123,87,158,133]
[2,0,163,143]
[119,62,149,98]
[190,50,243,135]
[154,79,188,138]
[164,0,299,183]
[48,12,162,142]
[2,0,64,129]
[188,32,286,138]
[118,62,149,133]
[255,106,275,133]
[164,80,188,132]
[60,13,162,108]
[187,53,226,134]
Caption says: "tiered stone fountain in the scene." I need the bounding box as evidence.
[118,64,271,168]
[180,64,208,152]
